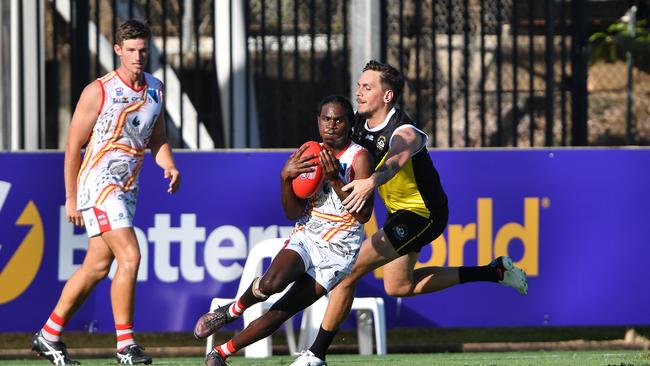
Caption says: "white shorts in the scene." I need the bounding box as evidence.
[284,231,359,291]
[81,191,135,237]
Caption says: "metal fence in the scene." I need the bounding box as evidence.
[380,0,580,147]
[2,0,647,149]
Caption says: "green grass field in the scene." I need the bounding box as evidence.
[4,351,649,366]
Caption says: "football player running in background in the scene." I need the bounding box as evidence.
[193,95,374,366]
[31,20,179,366]
[291,60,528,366]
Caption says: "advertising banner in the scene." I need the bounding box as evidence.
[0,149,648,332]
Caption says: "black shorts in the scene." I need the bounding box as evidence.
[383,206,449,256]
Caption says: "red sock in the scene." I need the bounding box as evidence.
[214,340,236,359]
[228,299,246,318]
[116,323,136,351]
[42,312,66,343]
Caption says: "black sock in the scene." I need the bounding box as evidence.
[309,326,336,360]
[458,265,501,283]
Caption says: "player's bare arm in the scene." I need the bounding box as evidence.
[342,127,422,213]
[321,147,374,223]
[148,111,180,194]
[280,143,318,220]
[64,81,102,227]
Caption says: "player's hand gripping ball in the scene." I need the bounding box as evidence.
[292,141,324,199]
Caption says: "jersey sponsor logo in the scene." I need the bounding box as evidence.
[0,181,45,304]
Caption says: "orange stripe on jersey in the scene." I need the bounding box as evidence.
[311,210,352,221]
[322,218,356,241]
[96,184,121,205]
[99,71,116,83]
[87,101,146,172]
[122,160,143,191]
[112,143,144,156]
[110,101,145,142]
[77,135,95,180]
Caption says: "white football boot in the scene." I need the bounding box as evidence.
[290,350,327,366]
[491,256,528,295]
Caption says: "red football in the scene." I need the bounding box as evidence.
[292,141,324,199]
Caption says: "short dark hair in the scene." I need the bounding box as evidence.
[317,95,355,125]
[363,60,404,106]
[116,19,150,45]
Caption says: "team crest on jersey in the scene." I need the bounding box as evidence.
[376,135,387,151]
[393,224,407,240]
[115,87,124,96]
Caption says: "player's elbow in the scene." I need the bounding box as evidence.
[282,205,302,221]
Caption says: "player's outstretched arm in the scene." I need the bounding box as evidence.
[149,111,180,194]
[64,81,102,226]
[342,127,423,213]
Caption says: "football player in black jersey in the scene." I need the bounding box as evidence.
[291,61,528,366]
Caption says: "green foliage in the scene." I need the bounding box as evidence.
[589,19,650,73]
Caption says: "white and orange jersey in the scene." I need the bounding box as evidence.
[294,141,367,259]
[76,71,164,210]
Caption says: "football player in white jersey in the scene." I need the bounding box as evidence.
[193,95,374,366]
[32,20,179,366]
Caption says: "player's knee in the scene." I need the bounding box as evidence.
[257,274,286,296]
[336,275,357,291]
[384,282,414,297]
[117,252,141,275]
[84,261,111,281]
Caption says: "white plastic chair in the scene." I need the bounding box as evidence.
[297,295,387,355]
[205,237,387,357]
[205,238,298,358]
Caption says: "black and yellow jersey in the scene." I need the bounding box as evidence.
[350,108,448,218]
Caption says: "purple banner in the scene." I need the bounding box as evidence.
[0,149,648,332]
